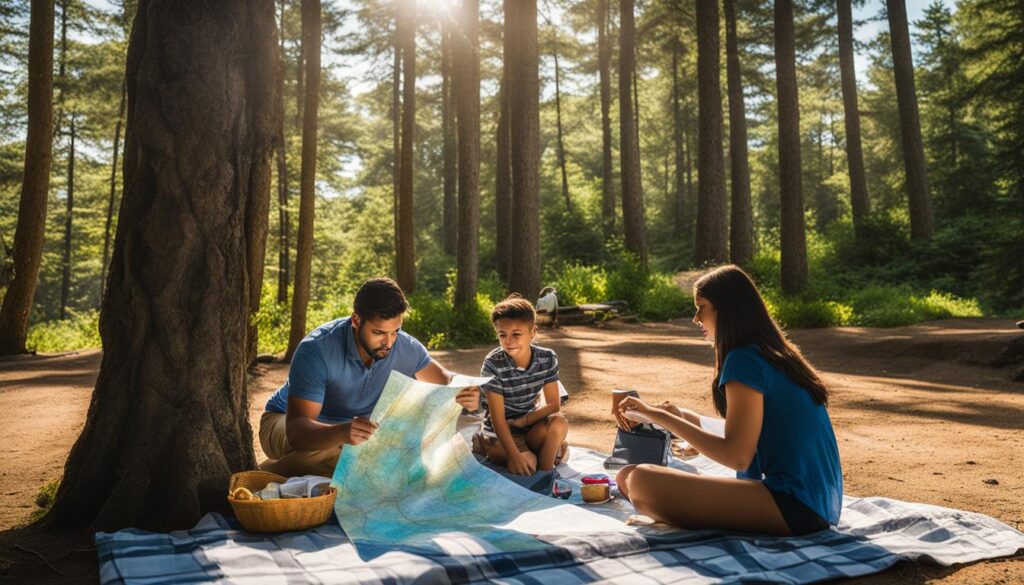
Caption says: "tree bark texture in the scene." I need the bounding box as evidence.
[694,0,728,266]
[0,0,54,355]
[886,0,933,239]
[454,0,480,308]
[775,0,809,294]
[102,79,127,299]
[391,25,401,277]
[724,0,753,267]
[618,0,647,266]
[396,0,416,293]
[597,0,615,237]
[286,0,321,361]
[441,17,457,257]
[506,0,540,298]
[837,0,869,234]
[494,62,512,281]
[672,40,686,239]
[554,45,571,213]
[60,116,75,320]
[276,0,290,305]
[46,0,278,530]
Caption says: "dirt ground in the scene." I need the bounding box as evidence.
[1,318,1022,583]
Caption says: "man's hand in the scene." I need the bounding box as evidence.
[340,417,378,446]
[506,451,536,476]
[455,386,481,412]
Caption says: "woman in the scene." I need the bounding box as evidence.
[615,265,842,535]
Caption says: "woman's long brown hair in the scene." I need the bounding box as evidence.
[694,265,829,417]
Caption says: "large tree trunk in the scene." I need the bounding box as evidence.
[597,0,615,238]
[618,0,647,266]
[694,0,728,266]
[837,0,869,234]
[494,46,512,282]
[60,115,75,320]
[494,90,511,282]
[775,0,808,294]
[396,0,416,293]
[46,0,278,530]
[554,44,571,213]
[286,0,321,361]
[724,0,753,267]
[441,16,457,257]
[886,0,933,240]
[391,20,401,277]
[276,0,290,305]
[102,80,128,299]
[0,0,54,355]
[454,0,479,308]
[672,40,686,239]
[506,0,540,298]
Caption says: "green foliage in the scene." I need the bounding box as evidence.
[403,292,496,350]
[26,310,101,352]
[764,295,854,329]
[28,479,60,523]
[847,286,981,327]
[253,286,352,355]
[605,252,650,314]
[638,274,693,321]
[549,263,607,306]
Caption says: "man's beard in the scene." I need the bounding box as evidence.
[358,331,391,361]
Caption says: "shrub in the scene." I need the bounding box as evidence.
[639,274,693,321]
[550,263,607,306]
[404,292,495,350]
[606,252,650,312]
[848,285,980,327]
[766,295,854,329]
[26,310,101,352]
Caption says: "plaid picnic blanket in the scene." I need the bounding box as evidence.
[96,448,1024,584]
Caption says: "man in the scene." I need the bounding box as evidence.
[259,277,481,477]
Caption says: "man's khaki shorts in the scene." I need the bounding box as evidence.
[258,411,341,478]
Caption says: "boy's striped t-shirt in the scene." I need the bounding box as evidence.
[479,345,560,433]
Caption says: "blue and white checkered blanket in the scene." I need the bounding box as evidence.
[96,448,1024,584]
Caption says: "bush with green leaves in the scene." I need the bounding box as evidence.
[639,274,693,321]
[548,263,608,306]
[403,292,496,350]
[26,310,101,352]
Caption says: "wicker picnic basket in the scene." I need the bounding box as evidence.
[227,471,337,533]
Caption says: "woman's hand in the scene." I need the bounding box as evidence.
[617,396,658,425]
[657,401,682,417]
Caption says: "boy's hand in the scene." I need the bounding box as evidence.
[507,451,536,476]
[509,414,529,429]
[341,417,378,446]
[455,386,481,411]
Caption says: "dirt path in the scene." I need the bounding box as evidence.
[1,318,1022,583]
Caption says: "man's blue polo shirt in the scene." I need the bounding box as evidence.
[264,317,432,423]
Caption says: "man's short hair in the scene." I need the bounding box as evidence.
[491,294,536,325]
[353,278,409,320]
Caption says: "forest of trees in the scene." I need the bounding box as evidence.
[1,0,1022,358]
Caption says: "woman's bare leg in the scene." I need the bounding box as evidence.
[617,464,791,535]
[525,414,569,471]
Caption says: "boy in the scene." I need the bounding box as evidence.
[473,295,569,476]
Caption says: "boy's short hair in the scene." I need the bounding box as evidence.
[491,294,536,325]
[353,277,409,320]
